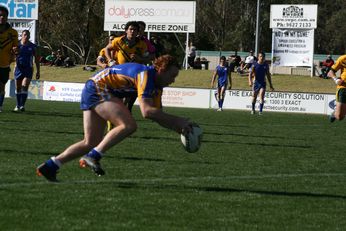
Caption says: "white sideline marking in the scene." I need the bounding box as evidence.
[0,173,345,188]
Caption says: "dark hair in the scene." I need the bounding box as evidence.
[220,56,226,61]
[0,6,9,16]
[258,52,265,58]
[124,21,139,31]
[137,21,146,29]
[109,33,116,38]
[22,29,30,35]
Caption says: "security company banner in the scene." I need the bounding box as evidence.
[272,28,314,67]
[219,90,333,115]
[104,0,196,32]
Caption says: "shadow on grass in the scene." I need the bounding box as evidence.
[19,110,82,119]
[113,181,346,200]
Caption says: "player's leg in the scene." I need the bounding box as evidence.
[36,109,106,181]
[80,97,137,176]
[93,97,137,152]
[218,85,226,111]
[258,87,266,115]
[0,67,10,112]
[14,78,23,111]
[330,88,346,122]
[251,83,259,114]
[19,77,32,110]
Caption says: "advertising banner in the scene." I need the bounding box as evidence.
[272,28,314,67]
[43,82,84,102]
[0,0,39,20]
[270,4,317,29]
[9,19,36,42]
[104,0,196,32]
[218,90,331,115]
[161,87,210,108]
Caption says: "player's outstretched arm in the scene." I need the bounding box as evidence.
[139,98,192,134]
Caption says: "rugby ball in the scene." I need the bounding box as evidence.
[181,124,203,153]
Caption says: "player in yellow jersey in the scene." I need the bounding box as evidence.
[105,21,149,65]
[328,55,346,122]
[0,6,18,112]
[105,21,148,130]
[96,34,116,69]
[36,55,194,182]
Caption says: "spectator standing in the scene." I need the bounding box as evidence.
[36,55,194,182]
[320,55,334,79]
[0,6,18,112]
[187,42,196,68]
[211,56,232,111]
[13,30,40,112]
[248,52,274,115]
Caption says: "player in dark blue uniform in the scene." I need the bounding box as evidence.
[248,52,274,115]
[211,56,231,111]
[13,30,40,112]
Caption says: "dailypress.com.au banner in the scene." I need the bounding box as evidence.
[272,28,314,67]
[104,0,196,32]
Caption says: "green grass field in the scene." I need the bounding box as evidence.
[1,98,346,230]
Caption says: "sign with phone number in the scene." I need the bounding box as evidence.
[270,4,317,29]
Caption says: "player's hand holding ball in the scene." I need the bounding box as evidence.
[181,123,203,153]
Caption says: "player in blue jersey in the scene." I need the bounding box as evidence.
[13,30,40,112]
[36,55,194,182]
[211,56,232,111]
[248,52,274,115]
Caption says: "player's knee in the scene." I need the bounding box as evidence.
[121,121,137,135]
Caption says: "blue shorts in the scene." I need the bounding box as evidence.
[80,80,138,110]
[14,66,33,80]
[253,81,266,92]
[80,80,110,110]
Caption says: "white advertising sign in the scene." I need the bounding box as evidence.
[43,82,84,102]
[161,87,210,108]
[219,90,331,115]
[104,1,196,32]
[272,28,314,67]
[0,0,39,20]
[9,19,36,42]
[270,4,317,29]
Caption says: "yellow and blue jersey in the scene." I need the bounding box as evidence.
[81,63,161,110]
[331,55,346,89]
[0,23,18,68]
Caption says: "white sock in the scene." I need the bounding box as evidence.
[51,157,62,168]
